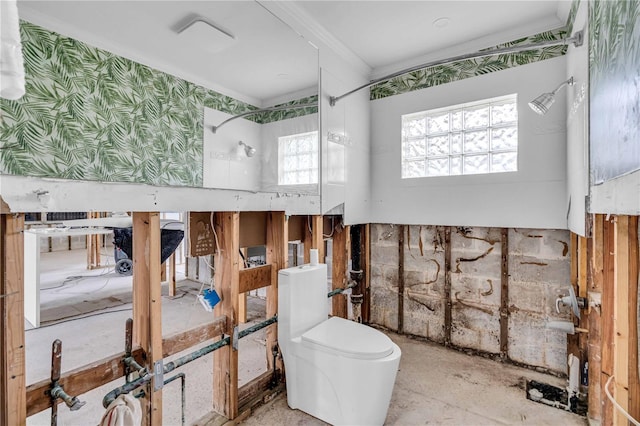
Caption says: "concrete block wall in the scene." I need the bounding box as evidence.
[507,229,571,372]
[370,224,571,374]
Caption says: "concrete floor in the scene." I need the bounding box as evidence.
[25,248,587,426]
[243,333,587,425]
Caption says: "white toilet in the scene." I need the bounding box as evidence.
[278,263,401,426]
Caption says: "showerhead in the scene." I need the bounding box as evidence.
[238,140,256,157]
[528,76,574,115]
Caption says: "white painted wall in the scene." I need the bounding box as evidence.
[260,1,373,224]
[203,108,262,192]
[370,56,569,229]
[318,50,371,223]
[565,2,589,236]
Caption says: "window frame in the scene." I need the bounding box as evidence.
[401,94,519,179]
[277,130,319,186]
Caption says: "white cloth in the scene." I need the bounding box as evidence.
[99,393,142,426]
[0,0,26,100]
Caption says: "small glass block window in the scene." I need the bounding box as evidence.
[401,94,518,178]
[278,131,318,185]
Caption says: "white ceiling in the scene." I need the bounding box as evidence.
[16,0,570,106]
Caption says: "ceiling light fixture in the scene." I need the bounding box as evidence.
[528,76,574,115]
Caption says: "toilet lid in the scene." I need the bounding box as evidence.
[301,317,395,360]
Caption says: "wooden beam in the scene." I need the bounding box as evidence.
[579,236,588,299]
[0,214,26,426]
[567,233,580,359]
[238,264,273,294]
[613,216,630,425]
[132,212,163,426]
[601,215,616,425]
[500,228,509,357]
[213,212,240,420]
[398,225,405,334]
[587,214,603,422]
[311,215,324,263]
[168,253,176,297]
[27,347,145,416]
[331,223,349,319]
[628,216,640,422]
[162,316,226,358]
[362,224,371,324]
[26,317,226,416]
[266,212,287,373]
[303,216,312,264]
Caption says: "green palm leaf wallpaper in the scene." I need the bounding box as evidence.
[370,28,569,100]
[0,21,317,187]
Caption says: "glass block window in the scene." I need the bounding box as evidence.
[401,94,518,178]
[278,131,318,185]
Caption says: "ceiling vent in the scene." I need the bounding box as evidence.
[177,17,235,54]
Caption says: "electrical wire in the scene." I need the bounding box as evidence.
[604,375,640,425]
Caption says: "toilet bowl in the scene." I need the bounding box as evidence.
[278,264,401,426]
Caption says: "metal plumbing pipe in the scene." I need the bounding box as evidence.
[327,281,357,298]
[102,315,279,408]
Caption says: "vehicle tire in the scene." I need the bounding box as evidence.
[115,258,133,276]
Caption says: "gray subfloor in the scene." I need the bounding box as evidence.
[26,248,586,425]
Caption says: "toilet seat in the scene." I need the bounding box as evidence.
[301,316,394,360]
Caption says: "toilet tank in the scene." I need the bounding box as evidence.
[278,264,328,340]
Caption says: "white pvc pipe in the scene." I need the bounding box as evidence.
[604,375,640,426]
[0,0,26,100]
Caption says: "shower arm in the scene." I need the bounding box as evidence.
[329,30,584,107]
[211,102,317,133]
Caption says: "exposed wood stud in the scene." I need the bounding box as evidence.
[132,212,163,426]
[398,225,405,334]
[567,233,580,359]
[332,222,349,319]
[238,264,273,294]
[628,217,640,422]
[213,212,240,420]
[587,214,603,422]
[168,253,176,297]
[266,212,287,375]
[613,216,630,425]
[26,318,226,416]
[601,216,616,425]
[363,224,371,324]
[311,215,324,263]
[0,214,26,426]
[444,227,452,346]
[499,228,509,357]
[303,216,312,264]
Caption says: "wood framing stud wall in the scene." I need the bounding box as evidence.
[587,214,640,425]
[213,212,240,420]
[332,223,349,318]
[132,212,163,426]
[311,215,324,263]
[266,212,287,373]
[0,214,26,426]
